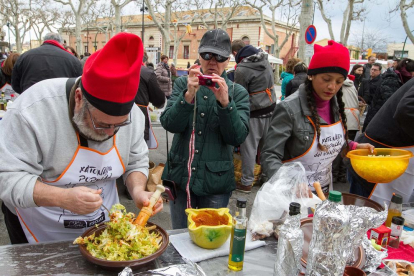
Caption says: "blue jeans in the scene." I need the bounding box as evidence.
[170,188,231,229]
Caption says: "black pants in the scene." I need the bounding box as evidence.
[1,202,28,244]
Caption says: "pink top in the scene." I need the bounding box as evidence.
[313,92,358,150]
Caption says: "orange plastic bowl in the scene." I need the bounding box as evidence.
[347,148,413,183]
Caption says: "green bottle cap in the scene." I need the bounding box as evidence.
[328,191,342,202]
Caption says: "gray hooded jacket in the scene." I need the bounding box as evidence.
[234,51,276,117]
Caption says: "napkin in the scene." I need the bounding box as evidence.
[169,232,266,263]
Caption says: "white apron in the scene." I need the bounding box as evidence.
[16,133,125,243]
[368,144,414,204]
[284,117,345,193]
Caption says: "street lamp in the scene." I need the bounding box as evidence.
[140,0,148,46]
[402,29,414,58]
[6,22,11,52]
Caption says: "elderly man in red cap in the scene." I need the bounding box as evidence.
[0,33,163,244]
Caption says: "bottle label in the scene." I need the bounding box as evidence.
[231,228,246,262]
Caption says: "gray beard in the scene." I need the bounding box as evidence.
[72,105,116,142]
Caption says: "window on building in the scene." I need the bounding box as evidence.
[265,45,271,53]
[242,36,250,45]
[149,36,154,41]
[394,50,408,58]
[184,45,189,59]
[169,46,174,59]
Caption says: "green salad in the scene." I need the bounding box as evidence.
[74,204,162,261]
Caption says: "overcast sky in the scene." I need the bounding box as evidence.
[310,0,414,46]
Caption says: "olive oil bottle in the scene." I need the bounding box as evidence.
[228,197,248,271]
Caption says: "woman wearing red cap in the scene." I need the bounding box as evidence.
[261,41,374,193]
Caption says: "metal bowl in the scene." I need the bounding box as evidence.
[78,222,169,271]
[347,148,413,183]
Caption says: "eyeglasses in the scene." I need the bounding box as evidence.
[86,105,132,130]
[199,52,228,63]
[371,68,380,71]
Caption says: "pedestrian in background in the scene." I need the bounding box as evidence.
[233,45,276,193]
[285,61,308,98]
[227,39,245,82]
[80,52,91,68]
[350,64,364,92]
[281,57,299,100]
[11,33,82,94]
[332,75,360,183]
[394,58,414,84]
[65,46,79,59]
[170,63,178,85]
[155,55,172,98]
[362,55,376,80]
[187,61,191,69]
[1,53,20,96]
[160,29,250,229]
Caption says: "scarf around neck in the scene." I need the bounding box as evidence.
[43,40,73,55]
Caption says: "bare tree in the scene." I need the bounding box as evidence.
[316,0,366,45]
[169,1,203,65]
[31,1,60,45]
[247,0,300,82]
[56,10,76,36]
[53,0,97,54]
[391,0,414,44]
[196,0,241,30]
[0,0,31,53]
[351,28,388,53]
[111,0,134,34]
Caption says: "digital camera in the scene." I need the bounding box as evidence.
[198,75,215,87]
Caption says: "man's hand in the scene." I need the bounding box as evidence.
[131,190,163,215]
[209,73,229,108]
[126,171,163,216]
[61,187,103,215]
[33,181,102,215]
[185,65,202,103]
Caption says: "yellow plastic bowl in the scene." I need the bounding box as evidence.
[347,148,413,183]
[185,208,233,249]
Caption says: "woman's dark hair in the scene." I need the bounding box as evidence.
[396,58,414,72]
[304,78,349,152]
[160,55,168,61]
[350,64,363,75]
[65,46,78,58]
[293,62,308,74]
[1,53,20,76]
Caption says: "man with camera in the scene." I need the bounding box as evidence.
[160,29,250,229]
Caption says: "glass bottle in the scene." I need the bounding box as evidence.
[0,93,5,111]
[385,193,403,227]
[228,197,248,271]
[273,202,303,276]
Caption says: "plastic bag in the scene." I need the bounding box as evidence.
[248,162,322,239]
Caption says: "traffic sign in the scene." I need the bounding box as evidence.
[305,25,317,45]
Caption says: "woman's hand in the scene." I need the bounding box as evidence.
[209,73,229,108]
[185,65,201,104]
[356,143,375,153]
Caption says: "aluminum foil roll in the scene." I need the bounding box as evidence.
[305,200,350,276]
[273,213,304,276]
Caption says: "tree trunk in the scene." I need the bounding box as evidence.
[298,0,313,62]
[115,5,121,33]
[273,38,280,83]
[339,3,350,44]
[75,14,82,55]
[400,0,414,44]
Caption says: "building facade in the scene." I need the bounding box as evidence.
[63,7,299,68]
[387,43,414,59]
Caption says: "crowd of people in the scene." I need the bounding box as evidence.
[0,28,413,246]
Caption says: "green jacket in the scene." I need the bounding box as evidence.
[160,72,250,196]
